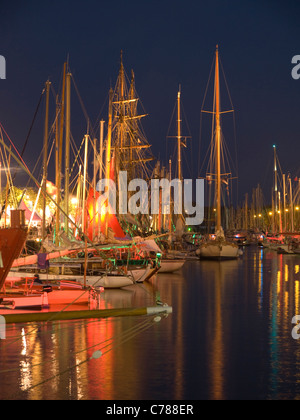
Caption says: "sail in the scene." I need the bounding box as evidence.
[86,187,126,240]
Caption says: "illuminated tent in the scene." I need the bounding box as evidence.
[19,200,42,222]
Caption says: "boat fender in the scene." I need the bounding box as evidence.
[91,350,103,359]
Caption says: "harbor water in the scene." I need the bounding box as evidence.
[1,245,300,400]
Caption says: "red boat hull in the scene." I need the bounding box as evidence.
[0,227,27,289]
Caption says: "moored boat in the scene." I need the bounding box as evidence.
[197,47,240,261]
[158,258,186,273]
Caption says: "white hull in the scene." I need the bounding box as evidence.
[158,259,185,273]
[7,265,157,289]
[0,292,48,309]
[198,241,240,260]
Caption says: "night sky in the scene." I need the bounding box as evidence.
[0,0,300,206]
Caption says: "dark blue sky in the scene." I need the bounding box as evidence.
[0,0,300,205]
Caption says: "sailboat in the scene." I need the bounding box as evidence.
[0,209,50,309]
[198,46,240,260]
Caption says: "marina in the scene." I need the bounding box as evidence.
[1,246,300,400]
[0,0,300,402]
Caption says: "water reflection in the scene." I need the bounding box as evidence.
[1,248,300,399]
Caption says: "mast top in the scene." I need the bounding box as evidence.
[120,50,124,70]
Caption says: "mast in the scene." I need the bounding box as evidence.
[283,173,286,231]
[42,80,51,241]
[56,62,66,244]
[99,120,105,181]
[64,71,71,236]
[99,120,105,238]
[215,46,222,233]
[82,134,88,235]
[177,86,182,181]
[93,137,97,241]
[105,88,113,237]
[245,193,248,230]
[110,53,153,181]
[169,158,172,232]
[273,144,278,232]
[289,175,294,232]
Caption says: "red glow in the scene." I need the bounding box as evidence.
[86,188,126,240]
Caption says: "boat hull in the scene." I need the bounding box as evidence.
[198,242,240,260]
[7,264,157,288]
[158,259,186,273]
[0,292,48,309]
[0,227,27,289]
[6,272,135,289]
[47,290,89,305]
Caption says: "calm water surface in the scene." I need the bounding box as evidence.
[1,246,300,400]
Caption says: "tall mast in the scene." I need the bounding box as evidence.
[105,88,113,237]
[99,120,105,181]
[56,62,66,244]
[169,158,172,232]
[289,175,294,232]
[99,120,105,238]
[215,46,221,233]
[129,70,135,180]
[283,173,286,231]
[82,134,88,234]
[245,193,248,230]
[273,144,278,226]
[177,85,182,181]
[42,80,50,241]
[64,71,71,236]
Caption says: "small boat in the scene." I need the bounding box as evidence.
[198,238,241,260]
[7,263,158,289]
[158,259,186,273]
